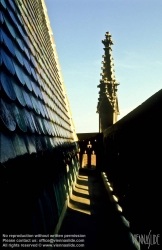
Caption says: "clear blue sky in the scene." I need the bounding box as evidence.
[45,0,162,133]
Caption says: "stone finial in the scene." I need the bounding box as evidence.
[97,31,120,128]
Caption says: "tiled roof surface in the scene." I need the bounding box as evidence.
[0,0,77,164]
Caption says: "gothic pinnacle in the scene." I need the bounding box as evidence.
[97,31,120,124]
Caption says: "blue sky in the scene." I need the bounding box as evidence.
[45,0,162,133]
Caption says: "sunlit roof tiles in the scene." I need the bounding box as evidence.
[0,0,76,164]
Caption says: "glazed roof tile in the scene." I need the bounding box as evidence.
[0,0,76,164]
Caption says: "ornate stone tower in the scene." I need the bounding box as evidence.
[97,32,120,132]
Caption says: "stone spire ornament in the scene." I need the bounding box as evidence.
[97,32,120,132]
